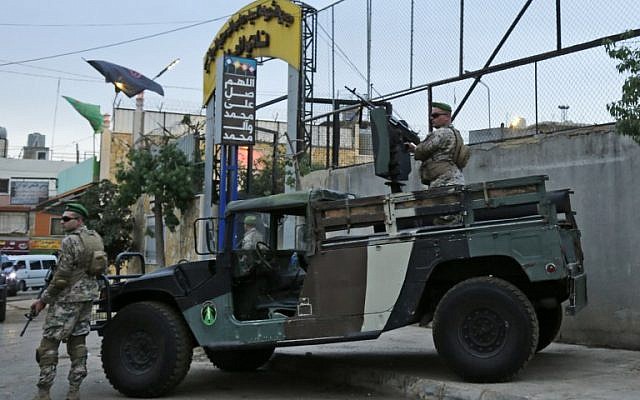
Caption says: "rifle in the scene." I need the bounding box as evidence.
[345,86,421,146]
[20,267,54,337]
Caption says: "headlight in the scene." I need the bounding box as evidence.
[9,272,16,279]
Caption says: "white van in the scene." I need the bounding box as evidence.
[6,255,57,292]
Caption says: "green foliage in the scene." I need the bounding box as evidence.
[286,156,325,188]
[605,33,640,142]
[239,152,285,196]
[116,143,197,232]
[79,180,133,263]
[240,151,325,196]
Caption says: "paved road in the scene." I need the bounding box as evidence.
[3,291,639,400]
[0,292,384,400]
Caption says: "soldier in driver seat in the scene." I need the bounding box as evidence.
[241,215,264,250]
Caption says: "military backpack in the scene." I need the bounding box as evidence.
[78,230,108,277]
[452,127,470,169]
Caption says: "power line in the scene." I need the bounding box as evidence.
[0,16,228,67]
[0,20,208,27]
[0,59,100,79]
[0,69,100,83]
[317,22,384,98]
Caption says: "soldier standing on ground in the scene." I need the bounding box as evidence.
[30,203,103,400]
[406,102,466,188]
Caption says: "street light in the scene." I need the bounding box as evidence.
[153,58,181,81]
[466,70,491,129]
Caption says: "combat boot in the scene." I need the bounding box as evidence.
[32,387,51,400]
[66,384,80,400]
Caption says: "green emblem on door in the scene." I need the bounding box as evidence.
[201,302,217,326]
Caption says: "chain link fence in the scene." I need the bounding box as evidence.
[301,0,638,163]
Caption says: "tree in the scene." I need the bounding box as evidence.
[239,148,325,197]
[605,33,640,142]
[116,142,197,267]
[79,179,133,264]
[240,152,286,196]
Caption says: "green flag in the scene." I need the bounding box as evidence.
[63,96,103,133]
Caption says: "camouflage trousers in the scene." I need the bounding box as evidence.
[427,168,465,188]
[36,301,92,390]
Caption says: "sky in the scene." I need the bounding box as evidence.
[1,0,638,160]
[0,0,336,160]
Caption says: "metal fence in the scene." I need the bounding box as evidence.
[278,0,640,165]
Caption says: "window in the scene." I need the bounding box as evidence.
[42,260,56,270]
[144,215,157,264]
[0,178,8,194]
[359,128,373,155]
[50,217,65,235]
[29,260,42,270]
[233,212,269,250]
[0,212,28,234]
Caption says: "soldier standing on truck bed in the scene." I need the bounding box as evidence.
[406,102,468,188]
[30,203,104,400]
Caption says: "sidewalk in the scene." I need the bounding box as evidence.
[5,297,638,400]
[270,325,639,400]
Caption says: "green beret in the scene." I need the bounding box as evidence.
[243,215,257,225]
[431,102,452,112]
[64,203,89,219]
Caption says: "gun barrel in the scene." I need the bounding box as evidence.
[20,313,34,337]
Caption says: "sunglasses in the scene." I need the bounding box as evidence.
[430,112,448,118]
[61,216,78,222]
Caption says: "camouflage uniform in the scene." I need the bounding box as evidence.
[242,227,264,250]
[35,226,100,398]
[414,124,465,188]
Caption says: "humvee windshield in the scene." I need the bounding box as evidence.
[231,212,308,252]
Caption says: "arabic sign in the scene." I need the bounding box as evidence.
[203,0,302,103]
[0,239,29,253]
[10,181,49,205]
[30,238,62,250]
[215,55,257,145]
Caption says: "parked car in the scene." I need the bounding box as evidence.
[2,255,57,295]
[1,263,18,296]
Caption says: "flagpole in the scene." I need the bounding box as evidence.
[51,78,61,160]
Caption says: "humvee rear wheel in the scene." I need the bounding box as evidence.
[535,304,563,352]
[433,277,538,382]
[102,301,193,397]
[204,346,275,371]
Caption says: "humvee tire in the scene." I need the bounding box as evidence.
[535,304,563,352]
[433,276,539,382]
[102,301,193,397]
[204,346,275,371]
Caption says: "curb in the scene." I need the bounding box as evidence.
[269,353,528,400]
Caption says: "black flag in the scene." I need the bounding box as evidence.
[86,59,164,97]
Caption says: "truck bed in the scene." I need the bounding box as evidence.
[312,175,575,238]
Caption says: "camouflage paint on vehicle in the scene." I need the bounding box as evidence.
[92,174,587,391]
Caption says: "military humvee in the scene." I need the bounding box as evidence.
[92,175,587,397]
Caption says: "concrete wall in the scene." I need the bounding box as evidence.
[301,124,640,350]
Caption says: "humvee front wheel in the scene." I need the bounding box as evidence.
[433,277,538,382]
[204,346,275,371]
[102,301,193,397]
